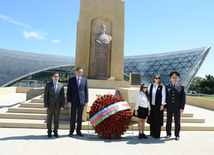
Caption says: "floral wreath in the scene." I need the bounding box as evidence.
[90,94,132,139]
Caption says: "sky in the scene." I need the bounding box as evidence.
[0,0,213,78]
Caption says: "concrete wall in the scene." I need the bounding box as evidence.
[16,87,32,93]
[186,96,214,110]
[0,87,39,97]
[88,80,130,89]
[118,87,139,122]
[0,87,16,96]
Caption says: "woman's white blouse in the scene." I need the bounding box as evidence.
[135,91,151,110]
[148,83,166,106]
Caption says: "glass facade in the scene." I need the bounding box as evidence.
[0,46,211,88]
[124,46,211,88]
[0,48,75,87]
[8,66,75,87]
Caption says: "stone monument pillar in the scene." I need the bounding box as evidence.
[75,0,125,81]
[93,24,112,79]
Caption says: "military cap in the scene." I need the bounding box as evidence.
[170,72,180,78]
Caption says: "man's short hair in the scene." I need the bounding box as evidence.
[76,67,83,71]
[52,72,59,77]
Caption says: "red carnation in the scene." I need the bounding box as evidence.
[90,94,132,139]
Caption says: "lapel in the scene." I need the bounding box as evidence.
[73,77,78,90]
[79,78,83,89]
[50,81,55,94]
[167,84,172,93]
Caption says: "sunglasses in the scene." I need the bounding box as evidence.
[155,78,161,79]
[143,87,147,89]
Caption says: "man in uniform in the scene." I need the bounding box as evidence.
[165,72,186,140]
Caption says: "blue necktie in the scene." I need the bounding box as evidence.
[54,83,57,94]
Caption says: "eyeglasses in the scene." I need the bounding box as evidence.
[143,87,147,89]
[155,78,161,79]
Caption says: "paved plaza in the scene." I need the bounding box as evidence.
[0,93,214,155]
[0,128,214,155]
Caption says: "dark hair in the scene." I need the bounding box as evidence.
[76,67,83,71]
[52,72,59,77]
[140,84,150,102]
[153,74,164,86]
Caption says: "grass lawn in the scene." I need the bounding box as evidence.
[197,96,214,100]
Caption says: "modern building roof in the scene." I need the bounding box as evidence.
[124,46,211,88]
[0,45,211,88]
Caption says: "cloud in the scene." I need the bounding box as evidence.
[0,14,31,28]
[0,14,51,41]
[52,39,60,43]
[23,31,48,40]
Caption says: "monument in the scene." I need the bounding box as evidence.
[75,0,125,81]
[93,24,112,79]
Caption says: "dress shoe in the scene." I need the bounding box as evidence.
[54,133,59,137]
[142,133,148,139]
[175,136,179,141]
[165,135,171,139]
[138,133,142,139]
[69,133,73,137]
[48,133,52,138]
[77,132,83,137]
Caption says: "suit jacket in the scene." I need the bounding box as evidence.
[67,77,88,106]
[165,83,186,111]
[44,81,65,110]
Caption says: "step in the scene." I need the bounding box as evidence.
[0,113,69,120]
[20,102,69,109]
[8,107,69,115]
[163,113,193,117]
[31,98,67,103]
[0,119,213,131]
[0,112,204,123]
[41,94,67,99]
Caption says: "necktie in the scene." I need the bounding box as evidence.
[78,78,80,88]
[54,83,57,94]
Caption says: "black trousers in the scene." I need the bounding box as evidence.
[46,106,60,134]
[166,110,181,137]
[150,105,162,138]
[70,103,84,134]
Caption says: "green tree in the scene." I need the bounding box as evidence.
[200,74,214,94]
[189,76,203,93]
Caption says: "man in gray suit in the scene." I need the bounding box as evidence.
[44,72,65,138]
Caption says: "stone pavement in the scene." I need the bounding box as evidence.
[0,128,214,155]
[0,93,214,155]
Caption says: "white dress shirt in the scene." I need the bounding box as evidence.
[135,91,151,110]
[148,83,166,106]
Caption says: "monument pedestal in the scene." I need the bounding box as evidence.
[93,43,110,80]
[87,79,130,89]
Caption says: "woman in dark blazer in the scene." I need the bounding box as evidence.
[147,74,166,138]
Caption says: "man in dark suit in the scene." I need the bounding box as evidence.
[67,67,88,137]
[44,72,65,138]
[165,72,186,141]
